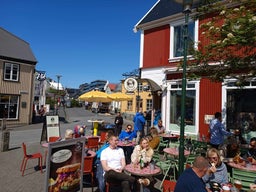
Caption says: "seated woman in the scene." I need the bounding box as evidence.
[202,148,229,189]
[131,137,154,191]
[147,127,160,150]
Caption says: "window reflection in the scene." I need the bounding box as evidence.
[170,90,196,126]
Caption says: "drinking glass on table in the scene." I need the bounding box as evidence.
[132,160,138,170]
[234,180,242,191]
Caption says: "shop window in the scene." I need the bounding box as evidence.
[170,90,196,126]
[0,95,19,119]
[226,89,256,133]
[127,100,133,111]
[146,99,152,111]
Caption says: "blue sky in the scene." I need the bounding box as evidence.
[1,0,157,88]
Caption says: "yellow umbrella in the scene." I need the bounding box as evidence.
[78,90,112,102]
[108,92,133,101]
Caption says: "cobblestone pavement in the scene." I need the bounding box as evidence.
[0,107,161,192]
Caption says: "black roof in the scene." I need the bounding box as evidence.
[135,0,200,31]
[0,27,37,64]
[140,0,182,24]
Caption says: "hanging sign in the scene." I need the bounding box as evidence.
[124,77,138,92]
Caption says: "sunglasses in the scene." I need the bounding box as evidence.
[208,157,218,161]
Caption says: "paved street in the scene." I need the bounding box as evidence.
[0,107,133,192]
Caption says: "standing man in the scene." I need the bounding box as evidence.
[133,108,145,143]
[209,112,232,149]
[174,156,210,192]
[101,135,135,192]
[114,112,123,136]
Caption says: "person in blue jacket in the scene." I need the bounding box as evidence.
[119,124,136,164]
[119,124,137,141]
[133,108,145,143]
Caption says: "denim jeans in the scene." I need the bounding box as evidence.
[95,159,105,192]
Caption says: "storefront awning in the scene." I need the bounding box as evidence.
[138,78,162,92]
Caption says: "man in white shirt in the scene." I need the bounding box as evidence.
[101,135,135,192]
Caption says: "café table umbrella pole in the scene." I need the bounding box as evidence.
[79,90,112,135]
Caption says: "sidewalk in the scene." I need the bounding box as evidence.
[0,108,133,192]
[0,107,161,192]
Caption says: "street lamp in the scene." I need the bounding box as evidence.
[175,0,193,176]
[56,75,62,95]
[56,75,62,115]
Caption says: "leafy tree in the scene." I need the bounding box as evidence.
[189,0,256,85]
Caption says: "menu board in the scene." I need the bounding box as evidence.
[46,115,60,142]
[45,138,85,192]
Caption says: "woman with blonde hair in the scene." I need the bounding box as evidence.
[147,127,160,150]
[131,137,154,190]
[64,129,74,140]
[202,148,229,189]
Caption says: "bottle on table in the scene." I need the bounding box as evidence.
[140,155,144,169]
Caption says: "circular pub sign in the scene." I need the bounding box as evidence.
[124,77,138,92]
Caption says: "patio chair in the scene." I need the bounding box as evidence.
[231,167,255,191]
[48,136,60,142]
[98,131,107,146]
[85,136,99,151]
[184,153,197,169]
[20,142,43,176]
[153,139,169,162]
[83,155,94,192]
[158,159,177,190]
[162,180,176,192]
[157,158,178,182]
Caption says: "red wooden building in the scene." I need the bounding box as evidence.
[134,0,256,141]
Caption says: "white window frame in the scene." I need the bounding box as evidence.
[4,62,19,81]
[146,99,153,111]
[169,19,199,61]
[167,80,199,135]
[222,79,256,127]
[127,100,133,111]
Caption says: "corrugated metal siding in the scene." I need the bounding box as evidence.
[199,78,222,138]
[143,25,170,68]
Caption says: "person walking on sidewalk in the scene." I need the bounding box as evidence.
[133,108,145,143]
[114,112,123,136]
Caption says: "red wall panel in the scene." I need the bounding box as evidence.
[199,78,222,138]
[143,25,170,68]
